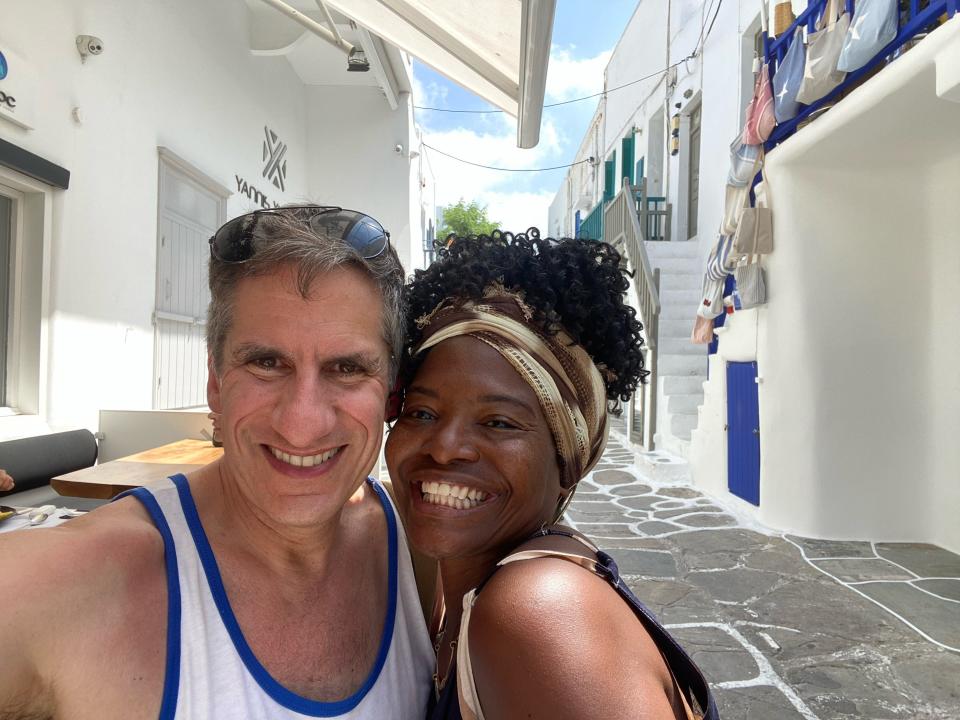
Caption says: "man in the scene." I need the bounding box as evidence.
[0,207,434,718]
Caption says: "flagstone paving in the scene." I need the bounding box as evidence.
[564,429,960,719]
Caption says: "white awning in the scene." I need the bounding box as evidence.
[320,0,556,148]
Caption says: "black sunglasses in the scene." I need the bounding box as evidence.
[208,205,391,263]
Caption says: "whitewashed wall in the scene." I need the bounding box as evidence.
[1,0,420,436]
[691,19,960,554]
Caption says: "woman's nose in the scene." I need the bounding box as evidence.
[421,420,480,465]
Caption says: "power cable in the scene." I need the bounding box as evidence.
[414,51,697,115]
[421,142,591,172]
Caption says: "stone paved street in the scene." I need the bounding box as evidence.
[565,429,960,719]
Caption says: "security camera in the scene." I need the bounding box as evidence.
[76,35,105,63]
[394,144,404,155]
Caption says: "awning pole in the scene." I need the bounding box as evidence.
[315,1,345,45]
[255,0,355,56]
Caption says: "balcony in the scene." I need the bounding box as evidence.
[765,0,957,148]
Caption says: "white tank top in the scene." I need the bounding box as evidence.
[128,474,433,719]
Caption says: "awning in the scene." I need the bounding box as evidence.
[320,0,556,148]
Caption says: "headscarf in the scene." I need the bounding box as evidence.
[413,285,609,491]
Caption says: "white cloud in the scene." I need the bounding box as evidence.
[545,46,611,102]
[420,114,565,236]
[411,72,449,109]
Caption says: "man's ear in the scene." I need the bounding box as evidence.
[385,380,403,423]
[207,353,222,413]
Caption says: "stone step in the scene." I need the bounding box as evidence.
[667,392,703,415]
[659,353,707,376]
[659,337,703,355]
[644,240,700,259]
[658,272,702,292]
[670,412,698,439]
[650,256,700,274]
[655,431,691,458]
[659,323,693,341]
[660,375,706,394]
[660,288,701,307]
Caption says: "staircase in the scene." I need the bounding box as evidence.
[644,239,707,458]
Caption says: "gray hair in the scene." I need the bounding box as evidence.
[206,208,406,381]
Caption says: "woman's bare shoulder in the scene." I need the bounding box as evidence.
[466,547,681,720]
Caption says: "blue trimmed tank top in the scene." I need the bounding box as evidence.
[125,474,433,719]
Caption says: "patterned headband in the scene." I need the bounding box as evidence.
[413,288,608,489]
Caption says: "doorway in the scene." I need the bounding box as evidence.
[726,361,760,505]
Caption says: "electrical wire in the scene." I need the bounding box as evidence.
[421,142,591,172]
[414,52,698,115]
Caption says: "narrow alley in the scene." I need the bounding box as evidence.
[566,422,960,719]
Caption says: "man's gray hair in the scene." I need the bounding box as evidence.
[206,208,406,381]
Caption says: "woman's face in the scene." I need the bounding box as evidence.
[385,336,564,563]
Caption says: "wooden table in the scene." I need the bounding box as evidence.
[51,439,223,499]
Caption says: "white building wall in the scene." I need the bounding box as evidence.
[1,0,419,436]
[691,19,960,554]
[305,85,417,273]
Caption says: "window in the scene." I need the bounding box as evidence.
[0,191,12,407]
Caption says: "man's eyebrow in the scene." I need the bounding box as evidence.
[327,352,385,372]
[231,343,289,363]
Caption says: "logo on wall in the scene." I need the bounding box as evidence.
[262,126,288,192]
[0,51,8,80]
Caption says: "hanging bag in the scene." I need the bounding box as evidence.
[743,63,776,144]
[796,0,850,105]
[772,27,806,123]
[728,134,762,188]
[837,0,899,72]
[697,274,725,320]
[706,232,738,282]
[691,315,716,345]
[722,183,751,235]
[732,179,774,256]
[734,257,767,309]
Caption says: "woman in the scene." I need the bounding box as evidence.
[385,230,718,720]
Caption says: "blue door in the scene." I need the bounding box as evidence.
[727,361,760,505]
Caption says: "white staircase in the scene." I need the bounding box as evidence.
[644,239,707,457]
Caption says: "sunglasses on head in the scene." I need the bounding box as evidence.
[208,205,391,263]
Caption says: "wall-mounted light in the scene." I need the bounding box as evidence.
[347,46,370,72]
[76,35,105,64]
[670,135,680,156]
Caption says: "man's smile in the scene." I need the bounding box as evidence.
[268,445,342,468]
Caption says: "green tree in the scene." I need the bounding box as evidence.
[437,199,500,241]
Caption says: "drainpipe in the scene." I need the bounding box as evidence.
[662,0,673,241]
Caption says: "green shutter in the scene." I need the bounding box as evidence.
[603,150,617,202]
[621,135,635,187]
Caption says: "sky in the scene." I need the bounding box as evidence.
[411,1,639,235]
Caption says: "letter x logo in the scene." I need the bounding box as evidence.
[262,127,288,192]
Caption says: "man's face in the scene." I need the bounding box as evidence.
[208,264,390,527]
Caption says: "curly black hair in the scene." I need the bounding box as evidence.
[402,229,648,410]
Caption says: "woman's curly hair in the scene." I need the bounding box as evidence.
[402,229,649,410]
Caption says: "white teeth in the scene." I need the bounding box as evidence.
[270,446,340,468]
[420,481,488,509]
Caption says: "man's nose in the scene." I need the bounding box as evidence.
[272,374,337,448]
[421,419,480,465]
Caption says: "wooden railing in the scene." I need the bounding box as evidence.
[604,177,662,450]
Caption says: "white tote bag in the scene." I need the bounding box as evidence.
[796,0,850,105]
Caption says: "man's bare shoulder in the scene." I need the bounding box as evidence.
[0,497,166,718]
[0,496,163,589]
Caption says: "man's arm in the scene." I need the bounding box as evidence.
[0,504,165,719]
[0,529,67,718]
